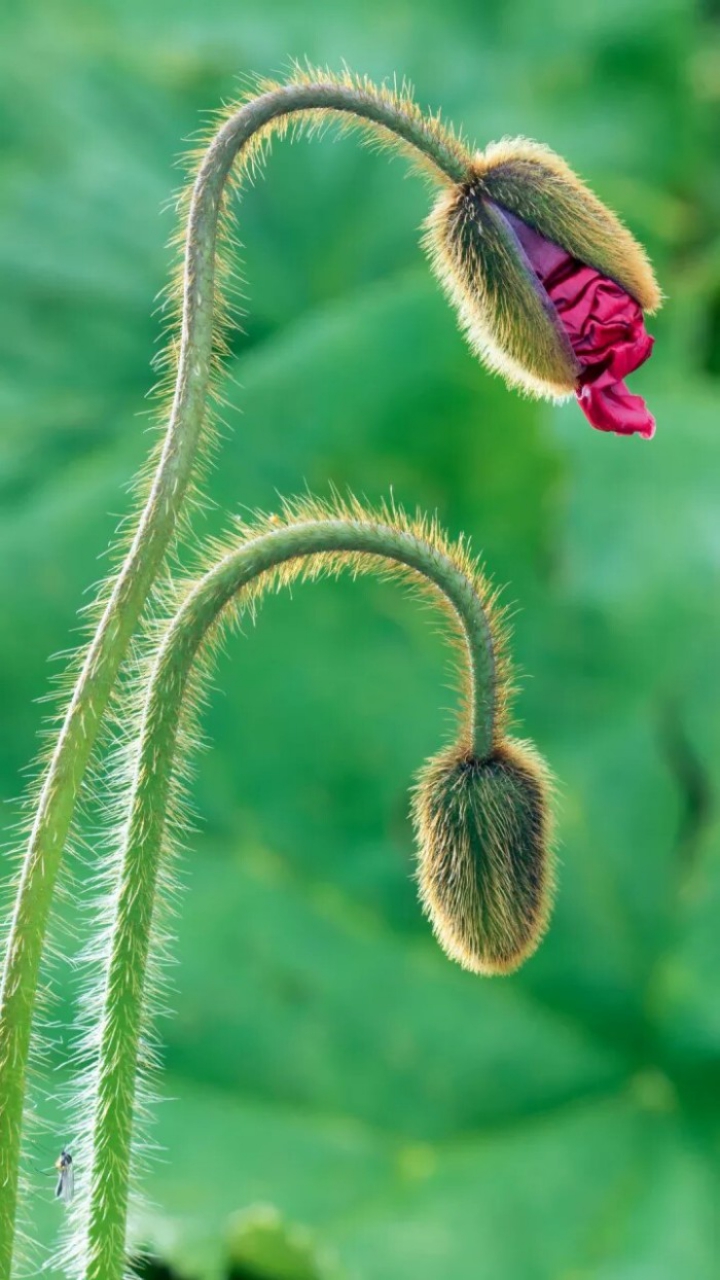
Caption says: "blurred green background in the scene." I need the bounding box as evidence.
[1,0,720,1277]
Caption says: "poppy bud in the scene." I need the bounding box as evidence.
[412,739,554,975]
[425,138,662,437]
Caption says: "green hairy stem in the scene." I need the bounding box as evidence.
[0,78,472,1276]
[82,514,499,1280]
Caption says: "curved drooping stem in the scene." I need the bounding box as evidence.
[0,75,472,1275]
[79,511,503,1280]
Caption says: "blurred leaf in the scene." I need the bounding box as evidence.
[3,0,720,1277]
[227,1207,333,1280]
[127,1070,718,1280]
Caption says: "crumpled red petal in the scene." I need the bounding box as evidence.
[503,210,656,438]
[578,380,656,438]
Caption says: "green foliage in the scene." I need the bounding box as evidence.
[226,1206,333,1279]
[1,0,719,1278]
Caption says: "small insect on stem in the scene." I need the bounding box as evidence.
[54,1150,73,1204]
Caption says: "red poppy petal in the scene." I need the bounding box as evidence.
[581,330,655,389]
[499,208,657,437]
[577,380,655,438]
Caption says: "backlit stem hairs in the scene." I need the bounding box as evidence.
[0,70,473,1277]
[78,502,508,1280]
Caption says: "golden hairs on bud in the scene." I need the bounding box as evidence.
[424,137,661,400]
[413,739,554,975]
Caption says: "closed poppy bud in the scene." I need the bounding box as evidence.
[425,138,662,437]
[412,739,554,975]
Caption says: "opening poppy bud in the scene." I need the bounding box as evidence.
[425,138,662,437]
[412,740,554,975]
